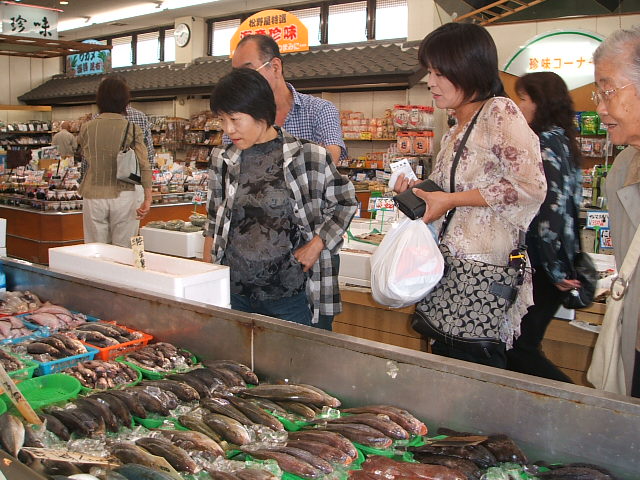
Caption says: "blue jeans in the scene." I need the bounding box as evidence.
[231,292,313,326]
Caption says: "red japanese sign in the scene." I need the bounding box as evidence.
[230,9,308,56]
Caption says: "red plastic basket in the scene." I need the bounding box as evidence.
[80,323,153,361]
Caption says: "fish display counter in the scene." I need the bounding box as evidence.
[0,203,205,265]
[1,256,639,479]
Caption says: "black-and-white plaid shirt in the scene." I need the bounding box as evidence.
[204,127,357,321]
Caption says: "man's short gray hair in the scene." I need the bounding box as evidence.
[593,26,640,88]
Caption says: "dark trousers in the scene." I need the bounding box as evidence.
[632,349,640,398]
[231,292,334,331]
[506,268,573,383]
[431,340,507,368]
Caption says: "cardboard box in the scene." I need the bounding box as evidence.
[140,225,204,258]
[48,243,230,308]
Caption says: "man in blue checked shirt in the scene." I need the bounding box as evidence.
[231,34,347,164]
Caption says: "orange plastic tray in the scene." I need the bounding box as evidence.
[79,322,153,361]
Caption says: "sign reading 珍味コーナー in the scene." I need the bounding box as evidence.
[504,30,604,90]
[0,2,59,39]
[66,40,111,77]
[230,9,308,57]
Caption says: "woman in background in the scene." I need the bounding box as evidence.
[507,71,582,382]
[395,23,546,367]
[78,76,152,247]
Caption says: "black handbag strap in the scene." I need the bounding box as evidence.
[438,104,484,242]
[437,101,527,281]
[119,121,131,152]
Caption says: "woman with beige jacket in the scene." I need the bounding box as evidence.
[78,76,152,247]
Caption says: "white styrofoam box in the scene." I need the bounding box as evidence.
[0,218,6,248]
[140,225,205,259]
[339,250,373,287]
[48,243,230,308]
[0,247,6,257]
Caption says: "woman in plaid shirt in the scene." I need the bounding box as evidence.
[202,69,357,330]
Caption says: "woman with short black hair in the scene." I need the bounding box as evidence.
[395,23,546,367]
[202,68,357,330]
[78,76,152,247]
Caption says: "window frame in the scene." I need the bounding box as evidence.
[68,0,407,71]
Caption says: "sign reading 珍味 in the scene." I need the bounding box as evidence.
[504,31,604,90]
[0,2,59,39]
[230,9,308,57]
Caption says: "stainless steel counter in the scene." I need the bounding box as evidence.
[2,257,639,478]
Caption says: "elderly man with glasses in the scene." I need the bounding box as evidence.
[231,34,347,164]
[591,26,640,398]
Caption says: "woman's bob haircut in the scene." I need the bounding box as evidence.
[419,22,505,102]
[210,68,276,127]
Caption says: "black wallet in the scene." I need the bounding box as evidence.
[393,179,443,220]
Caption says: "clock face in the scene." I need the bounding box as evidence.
[174,23,190,47]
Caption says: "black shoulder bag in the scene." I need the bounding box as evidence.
[562,204,597,309]
[411,105,527,355]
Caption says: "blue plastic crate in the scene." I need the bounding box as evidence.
[35,345,99,376]
[0,314,49,346]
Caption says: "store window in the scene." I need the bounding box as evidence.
[328,2,367,45]
[212,19,241,57]
[137,31,160,65]
[375,0,407,40]
[290,6,321,47]
[112,36,133,68]
[164,28,176,62]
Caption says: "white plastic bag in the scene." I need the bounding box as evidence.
[370,217,444,308]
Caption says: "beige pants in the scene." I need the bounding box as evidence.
[83,190,139,247]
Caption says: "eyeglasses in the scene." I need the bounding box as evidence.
[591,83,633,105]
[254,59,272,72]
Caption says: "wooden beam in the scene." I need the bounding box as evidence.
[0,104,51,111]
[455,0,548,25]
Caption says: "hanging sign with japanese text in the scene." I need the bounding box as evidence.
[0,2,59,39]
[230,9,308,57]
[504,31,604,90]
[66,40,111,77]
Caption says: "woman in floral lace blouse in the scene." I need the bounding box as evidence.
[395,23,546,367]
[507,72,583,382]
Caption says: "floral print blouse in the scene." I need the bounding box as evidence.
[429,97,546,346]
[526,127,582,283]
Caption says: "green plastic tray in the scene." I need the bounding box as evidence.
[116,351,199,380]
[78,360,142,393]
[0,398,6,415]
[1,373,81,411]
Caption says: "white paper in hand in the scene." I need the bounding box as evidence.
[389,159,418,191]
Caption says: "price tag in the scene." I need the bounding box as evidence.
[193,190,207,204]
[130,235,146,270]
[368,197,395,212]
[586,210,609,229]
[600,228,613,249]
[359,131,372,140]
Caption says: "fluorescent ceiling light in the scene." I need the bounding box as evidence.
[58,0,218,32]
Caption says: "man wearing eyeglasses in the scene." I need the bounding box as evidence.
[589,26,640,398]
[231,34,347,164]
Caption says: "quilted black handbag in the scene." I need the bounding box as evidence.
[410,104,526,353]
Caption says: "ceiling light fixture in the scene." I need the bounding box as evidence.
[60,1,69,4]
[58,0,218,31]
